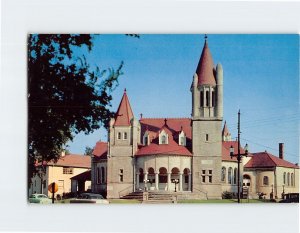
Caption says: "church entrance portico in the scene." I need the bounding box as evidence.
[135,155,192,192]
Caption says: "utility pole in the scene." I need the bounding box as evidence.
[230,110,248,203]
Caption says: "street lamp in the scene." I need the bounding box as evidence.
[229,110,248,203]
[172,179,179,192]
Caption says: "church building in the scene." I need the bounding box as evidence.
[90,38,299,200]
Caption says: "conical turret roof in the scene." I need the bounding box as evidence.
[195,39,216,86]
[114,89,134,126]
[222,121,230,137]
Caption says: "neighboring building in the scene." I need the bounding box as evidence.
[91,37,299,200]
[221,125,299,199]
[243,143,299,199]
[29,153,91,197]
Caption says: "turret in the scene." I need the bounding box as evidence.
[216,63,223,118]
[191,73,199,117]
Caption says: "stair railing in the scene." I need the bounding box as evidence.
[118,185,134,198]
[192,187,208,200]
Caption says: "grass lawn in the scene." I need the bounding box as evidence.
[177,199,274,204]
[54,198,274,204]
[108,199,141,204]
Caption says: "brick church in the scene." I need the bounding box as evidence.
[90,37,299,200]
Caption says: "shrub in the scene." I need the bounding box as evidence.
[222,191,233,199]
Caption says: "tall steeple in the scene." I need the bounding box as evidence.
[191,35,223,119]
[195,36,216,86]
[114,89,134,126]
[191,35,223,199]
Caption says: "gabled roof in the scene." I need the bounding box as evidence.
[39,154,91,168]
[70,170,91,181]
[136,118,192,157]
[244,152,299,169]
[222,121,230,137]
[196,40,216,86]
[92,141,108,160]
[114,89,134,126]
[140,118,191,139]
[222,141,247,162]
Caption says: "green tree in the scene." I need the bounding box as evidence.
[28,34,125,184]
[84,146,94,156]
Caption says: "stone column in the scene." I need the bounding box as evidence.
[136,173,140,190]
[144,172,148,191]
[155,172,159,190]
[179,173,183,191]
[188,173,192,191]
[167,172,171,191]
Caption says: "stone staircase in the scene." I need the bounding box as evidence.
[121,191,177,203]
[121,190,207,203]
[121,191,144,201]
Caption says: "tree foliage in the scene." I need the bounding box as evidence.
[28,34,123,178]
[84,146,94,156]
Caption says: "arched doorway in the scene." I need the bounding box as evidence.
[159,167,168,191]
[243,174,251,187]
[243,174,251,197]
[183,168,191,191]
[148,167,155,190]
[171,167,180,192]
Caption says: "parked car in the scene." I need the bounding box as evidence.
[70,193,109,204]
[29,194,52,204]
[279,193,299,203]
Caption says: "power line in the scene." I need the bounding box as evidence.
[241,137,299,159]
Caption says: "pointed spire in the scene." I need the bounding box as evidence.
[114,89,134,126]
[222,121,231,141]
[195,35,216,86]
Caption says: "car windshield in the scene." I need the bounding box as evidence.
[29,195,36,198]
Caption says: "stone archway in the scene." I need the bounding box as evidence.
[243,174,251,187]
[171,167,180,192]
[159,167,168,191]
[148,167,155,190]
[183,168,191,191]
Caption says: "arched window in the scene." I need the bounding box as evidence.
[200,91,204,107]
[161,135,166,144]
[291,173,294,186]
[263,176,269,185]
[206,90,209,106]
[123,132,127,140]
[97,167,101,184]
[283,172,286,185]
[148,167,155,184]
[212,91,215,107]
[228,167,232,184]
[233,168,237,185]
[184,168,190,183]
[148,167,155,175]
[117,132,121,140]
[101,167,105,183]
[221,167,226,182]
[287,172,290,186]
[159,167,167,183]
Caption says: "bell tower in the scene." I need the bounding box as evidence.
[191,36,223,199]
[107,89,140,198]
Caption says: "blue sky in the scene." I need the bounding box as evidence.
[67,34,299,164]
